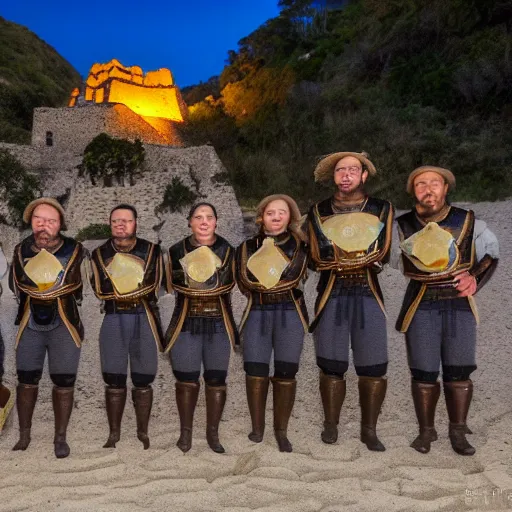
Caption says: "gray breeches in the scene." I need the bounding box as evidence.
[99,312,158,383]
[406,299,477,381]
[242,305,304,369]
[16,324,81,385]
[314,292,388,376]
[170,318,231,383]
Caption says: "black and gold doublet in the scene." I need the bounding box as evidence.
[10,235,87,347]
[235,231,309,332]
[396,206,496,332]
[90,238,165,350]
[307,196,394,330]
[165,235,239,351]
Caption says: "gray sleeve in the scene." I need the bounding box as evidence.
[389,222,403,271]
[0,247,8,281]
[474,219,499,261]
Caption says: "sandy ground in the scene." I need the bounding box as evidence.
[0,200,511,512]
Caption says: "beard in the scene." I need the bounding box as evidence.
[34,229,59,248]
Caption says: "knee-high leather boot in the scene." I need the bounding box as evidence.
[319,372,346,444]
[205,384,226,454]
[103,387,127,448]
[358,376,387,452]
[444,380,475,456]
[132,386,153,450]
[53,386,74,459]
[175,381,200,453]
[246,375,269,443]
[12,384,39,451]
[272,377,296,453]
[410,380,440,453]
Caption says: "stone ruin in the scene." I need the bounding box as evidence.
[0,59,245,257]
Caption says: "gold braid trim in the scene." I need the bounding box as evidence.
[220,297,237,349]
[142,299,164,352]
[366,268,386,316]
[164,298,189,354]
[57,297,81,348]
[15,299,31,348]
[400,283,427,333]
[310,270,337,325]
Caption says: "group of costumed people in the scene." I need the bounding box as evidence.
[0,152,499,461]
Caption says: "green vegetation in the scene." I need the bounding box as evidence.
[0,149,40,227]
[0,17,81,143]
[79,134,145,186]
[76,223,111,241]
[184,0,512,207]
[157,177,198,214]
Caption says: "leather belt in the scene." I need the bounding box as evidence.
[252,292,291,305]
[188,297,222,317]
[104,300,144,314]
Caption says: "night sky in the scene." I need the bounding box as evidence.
[1,0,280,87]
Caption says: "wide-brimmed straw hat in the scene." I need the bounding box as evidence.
[23,197,67,230]
[406,165,456,195]
[314,151,377,183]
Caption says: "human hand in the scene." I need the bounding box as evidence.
[455,271,477,297]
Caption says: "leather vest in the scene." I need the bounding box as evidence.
[308,196,393,272]
[10,235,86,346]
[396,206,476,333]
[236,232,309,333]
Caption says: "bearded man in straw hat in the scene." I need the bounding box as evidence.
[396,166,499,456]
[9,197,88,458]
[307,151,394,451]
[90,204,164,450]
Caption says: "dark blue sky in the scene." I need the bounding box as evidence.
[2,0,280,87]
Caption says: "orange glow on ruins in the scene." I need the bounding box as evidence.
[68,59,187,123]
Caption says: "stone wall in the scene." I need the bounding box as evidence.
[0,142,40,170]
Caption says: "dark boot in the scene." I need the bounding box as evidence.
[410,380,440,453]
[12,384,38,451]
[175,381,199,453]
[132,387,153,450]
[246,375,269,443]
[205,384,226,454]
[53,386,74,459]
[359,376,387,452]
[272,377,296,453]
[444,380,475,456]
[319,372,346,444]
[103,387,127,448]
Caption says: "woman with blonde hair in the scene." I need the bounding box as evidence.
[236,194,308,452]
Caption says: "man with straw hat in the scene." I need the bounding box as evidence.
[90,204,165,450]
[396,166,499,456]
[9,197,88,458]
[307,151,394,451]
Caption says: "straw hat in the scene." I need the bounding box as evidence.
[23,197,67,230]
[406,166,456,195]
[314,151,376,183]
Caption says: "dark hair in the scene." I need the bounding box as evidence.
[110,203,138,221]
[187,202,218,220]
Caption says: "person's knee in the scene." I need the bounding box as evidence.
[103,372,128,388]
[131,372,155,388]
[50,373,76,387]
[244,362,269,377]
[317,357,348,379]
[274,360,299,379]
[355,362,388,377]
[442,365,477,382]
[173,370,200,383]
[410,368,439,382]
[204,370,227,387]
[17,369,43,386]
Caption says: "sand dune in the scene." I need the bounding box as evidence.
[0,200,511,511]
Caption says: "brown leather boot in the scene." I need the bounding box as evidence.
[103,387,127,448]
[132,387,153,450]
[358,376,387,452]
[319,372,346,444]
[272,377,296,453]
[444,380,475,456]
[246,375,269,443]
[175,381,199,453]
[53,386,74,459]
[205,384,226,454]
[12,384,39,451]
[410,380,440,453]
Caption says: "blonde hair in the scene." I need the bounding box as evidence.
[255,194,307,242]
